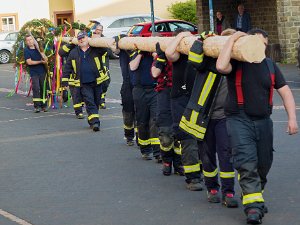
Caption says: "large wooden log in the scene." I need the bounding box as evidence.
[62,35,266,63]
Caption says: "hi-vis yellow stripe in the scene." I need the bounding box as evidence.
[183,163,201,173]
[157,57,166,62]
[198,72,216,106]
[33,98,42,102]
[242,193,264,205]
[150,138,160,145]
[138,138,150,146]
[179,116,206,140]
[123,124,134,130]
[71,60,76,73]
[220,171,235,179]
[160,143,173,152]
[73,103,83,108]
[174,146,182,155]
[203,168,218,177]
[188,51,204,63]
[62,45,70,53]
[88,114,99,121]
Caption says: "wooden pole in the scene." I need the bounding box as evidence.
[62,35,266,63]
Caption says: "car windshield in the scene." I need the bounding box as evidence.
[169,22,196,32]
[129,25,144,35]
[0,32,9,41]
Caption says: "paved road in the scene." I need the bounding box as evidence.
[0,61,299,225]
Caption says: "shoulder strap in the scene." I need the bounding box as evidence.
[265,58,275,105]
[235,63,244,105]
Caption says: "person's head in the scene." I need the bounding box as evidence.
[216,11,223,20]
[237,4,245,15]
[247,28,269,47]
[172,28,189,37]
[25,34,35,48]
[221,28,236,36]
[77,31,89,48]
[94,24,103,35]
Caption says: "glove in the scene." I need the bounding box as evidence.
[114,34,127,49]
[199,31,215,41]
[188,39,204,66]
[155,42,167,70]
[128,49,142,59]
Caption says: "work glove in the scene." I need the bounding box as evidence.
[188,39,204,69]
[129,49,142,59]
[114,34,127,49]
[154,42,167,70]
[199,31,215,41]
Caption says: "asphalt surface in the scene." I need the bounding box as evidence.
[0,60,299,225]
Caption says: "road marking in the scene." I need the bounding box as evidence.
[0,126,122,144]
[0,209,33,225]
[0,69,14,73]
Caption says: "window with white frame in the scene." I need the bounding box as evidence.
[2,16,16,31]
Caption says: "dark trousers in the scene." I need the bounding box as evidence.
[133,86,160,156]
[199,118,235,194]
[100,76,111,105]
[80,83,102,126]
[226,111,273,212]
[31,74,46,108]
[121,82,135,140]
[171,95,201,182]
[157,88,181,167]
[69,85,83,115]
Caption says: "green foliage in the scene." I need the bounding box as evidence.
[167,0,197,25]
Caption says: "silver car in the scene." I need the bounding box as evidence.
[0,31,18,64]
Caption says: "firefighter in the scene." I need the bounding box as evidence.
[129,48,161,162]
[165,29,203,191]
[216,29,298,224]
[114,35,136,146]
[93,24,111,109]
[59,41,84,119]
[62,31,109,131]
[180,30,238,208]
[151,42,183,175]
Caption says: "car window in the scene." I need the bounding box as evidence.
[5,32,18,41]
[108,19,123,28]
[168,22,197,32]
[123,17,141,27]
[129,25,144,35]
[148,23,168,33]
[142,16,160,22]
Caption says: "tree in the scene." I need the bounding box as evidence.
[167,0,197,25]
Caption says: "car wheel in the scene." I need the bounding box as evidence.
[0,50,11,64]
[108,48,119,59]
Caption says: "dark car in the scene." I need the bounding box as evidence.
[127,19,198,37]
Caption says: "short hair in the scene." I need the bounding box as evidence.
[172,28,189,36]
[25,34,32,40]
[96,24,103,29]
[221,28,236,36]
[247,28,268,38]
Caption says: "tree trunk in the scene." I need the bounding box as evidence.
[62,35,266,63]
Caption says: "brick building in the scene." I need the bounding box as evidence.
[196,0,300,63]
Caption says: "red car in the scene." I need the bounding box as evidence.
[127,19,198,37]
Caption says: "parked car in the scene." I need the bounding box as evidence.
[0,31,18,64]
[89,14,160,59]
[89,14,161,38]
[127,19,198,37]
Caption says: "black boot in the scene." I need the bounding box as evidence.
[246,208,262,224]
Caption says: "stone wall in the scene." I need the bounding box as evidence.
[196,0,300,63]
